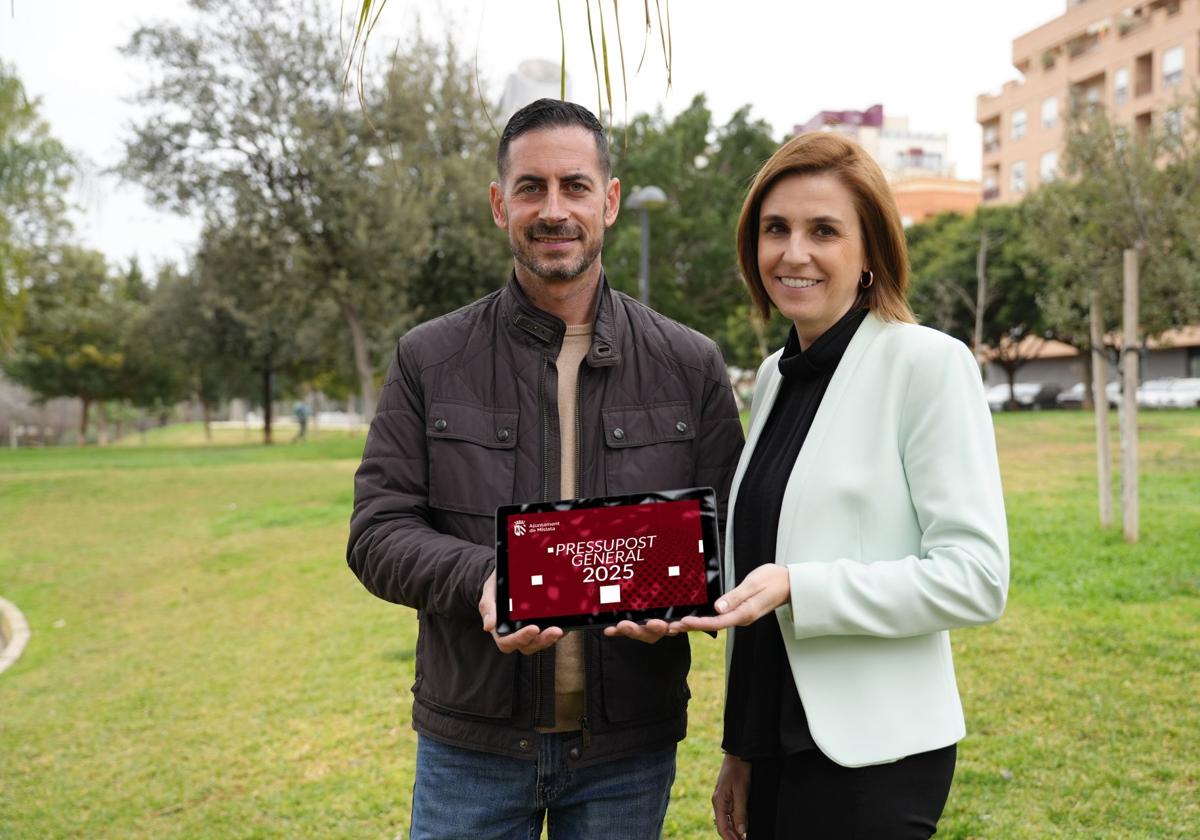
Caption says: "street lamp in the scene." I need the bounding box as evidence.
[625,185,668,305]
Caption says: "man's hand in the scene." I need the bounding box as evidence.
[479,570,563,655]
[712,753,750,839]
[602,618,670,643]
[668,564,790,634]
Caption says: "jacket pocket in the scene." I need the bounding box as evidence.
[598,635,691,724]
[427,400,518,516]
[601,402,696,495]
[414,612,517,720]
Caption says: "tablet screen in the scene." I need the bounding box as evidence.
[494,487,722,633]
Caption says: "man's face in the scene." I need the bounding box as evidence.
[490,126,620,285]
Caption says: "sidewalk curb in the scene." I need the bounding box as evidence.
[0,596,31,675]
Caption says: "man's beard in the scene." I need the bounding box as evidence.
[509,221,604,282]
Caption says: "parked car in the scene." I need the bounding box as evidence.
[1031,383,1062,409]
[1138,377,1200,408]
[1056,382,1086,408]
[985,382,1042,412]
[1057,381,1124,409]
[1137,379,1176,408]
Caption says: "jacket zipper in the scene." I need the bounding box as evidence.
[533,355,552,729]
[576,359,591,749]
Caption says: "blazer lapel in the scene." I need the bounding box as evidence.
[724,350,784,588]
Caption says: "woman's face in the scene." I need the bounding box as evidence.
[756,172,868,348]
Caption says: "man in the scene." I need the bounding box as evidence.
[348,98,743,839]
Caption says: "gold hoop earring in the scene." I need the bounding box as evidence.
[860,270,874,289]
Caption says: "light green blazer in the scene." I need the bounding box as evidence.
[725,312,1010,768]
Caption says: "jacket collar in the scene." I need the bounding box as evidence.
[501,271,621,368]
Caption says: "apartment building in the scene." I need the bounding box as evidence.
[978,0,1200,204]
[794,105,980,224]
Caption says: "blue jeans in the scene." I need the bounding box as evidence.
[409,734,676,840]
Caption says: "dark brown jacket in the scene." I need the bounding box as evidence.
[348,274,744,766]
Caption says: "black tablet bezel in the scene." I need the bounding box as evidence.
[494,486,723,634]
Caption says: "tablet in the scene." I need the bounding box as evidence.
[494,486,722,634]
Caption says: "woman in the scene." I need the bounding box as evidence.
[670,133,1009,838]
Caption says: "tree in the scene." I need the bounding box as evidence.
[907,206,1046,404]
[1024,98,1200,350]
[192,213,325,444]
[3,246,128,441]
[121,0,497,421]
[142,264,259,440]
[0,63,73,355]
[604,95,785,368]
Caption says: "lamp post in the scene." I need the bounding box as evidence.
[624,185,668,305]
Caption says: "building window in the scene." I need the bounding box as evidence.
[983,167,1000,201]
[1012,109,1027,141]
[1040,151,1058,183]
[1163,46,1185,88]
[1042,97,1058,129]
[1011,161,1026,194]
[983,123,1000,152]
[1135,52,1153,96]
[1188,348,1200,378]
[1114,67,1129,105]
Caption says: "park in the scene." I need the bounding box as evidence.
[3,1,1200,837]
[1,411,1197,838]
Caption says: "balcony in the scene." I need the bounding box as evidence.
[983,186,1001,201]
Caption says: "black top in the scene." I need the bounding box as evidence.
[722,307,868,759]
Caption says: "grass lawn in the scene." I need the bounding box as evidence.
[1,413,1197,838]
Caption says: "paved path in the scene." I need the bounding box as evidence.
[0,596,30,674]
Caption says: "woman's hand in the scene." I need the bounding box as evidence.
[712,753,751,839]
[670,564,790,634]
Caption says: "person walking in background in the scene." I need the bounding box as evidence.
[347,98,744,839]
[292,400,309,442]
[671,132,1009,839]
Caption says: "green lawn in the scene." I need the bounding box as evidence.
[1,413,1197,838]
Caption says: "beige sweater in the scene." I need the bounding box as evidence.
[545,323,591,731]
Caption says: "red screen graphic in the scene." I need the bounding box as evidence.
[505,499,709,621]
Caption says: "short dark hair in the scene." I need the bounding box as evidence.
[496,98,611,180]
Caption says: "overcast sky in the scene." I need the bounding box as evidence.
[0,0,1061,271]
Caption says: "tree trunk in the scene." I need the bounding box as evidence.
[202,401,213,442]
[79,398,91,446]
[96,406,109,447]
[262,366,274,446]
[1089,290,1112,528]
[342,300,376,423]
[1121,249,1139,542]
[1080,350,1095,411]
[974,232,988,375]
[1004,367,1018,410]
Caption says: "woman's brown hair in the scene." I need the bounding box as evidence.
[736,132,916,324]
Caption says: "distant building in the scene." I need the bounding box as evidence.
[977,0,1200,204]
[891,177,983,226]
[499,59,569,124]
[980,325,1200,390]
[794,104,979,223]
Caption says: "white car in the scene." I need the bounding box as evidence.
[1054,381,1124,409]
[985,382,1041,412]
[1137,379,1176,408]
[1142,377,1200,408]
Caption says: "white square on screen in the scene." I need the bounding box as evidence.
[698,539,704,553]
[547,546,554,553]
[531,575,543,586]
[668,565,680,577]
[599,584,621,604]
